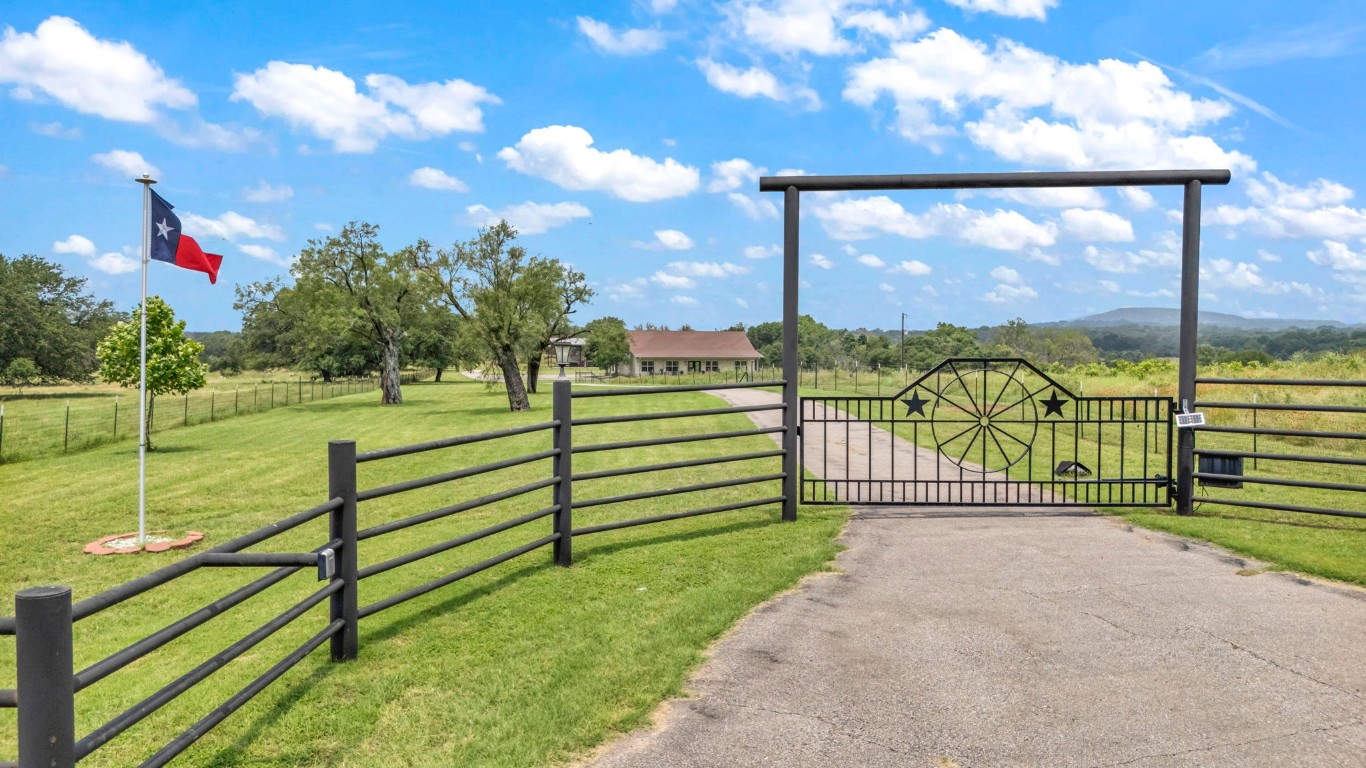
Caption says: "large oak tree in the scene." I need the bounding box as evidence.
[410,220,592,411]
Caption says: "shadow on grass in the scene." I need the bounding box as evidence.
[574,515,779,561]
[852,505,1095,519]
[0,391,119,402]
[1184,508,1366,532]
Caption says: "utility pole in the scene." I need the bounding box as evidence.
[900,312,907,373]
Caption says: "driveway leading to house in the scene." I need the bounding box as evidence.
[585,389,1366,767]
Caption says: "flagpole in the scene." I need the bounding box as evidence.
[135,174,156,544]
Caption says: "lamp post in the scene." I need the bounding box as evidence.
[900,312,906,373]
[555,342,571,379]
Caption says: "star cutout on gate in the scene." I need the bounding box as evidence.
[901,390,930,417]
[156,218,174,239]
[1040,390,1068,418]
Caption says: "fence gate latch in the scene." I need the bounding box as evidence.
[317,548,336,581]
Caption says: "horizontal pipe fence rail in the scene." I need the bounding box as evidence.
[1192,376,1366,519]
[2,376,790,767]
[0,371,435,464]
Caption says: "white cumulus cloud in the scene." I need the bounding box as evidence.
[651,271,696,289]
[0,16,195,123]
[634,229,695,250]
[744,244,781,259]
[576,17,667,55]
[709,158,766,193]
[408,167,469,192]
[945,0,1058,20]
[895,259,932,276]
[231,62,499,153]
[990,265,1022,283]
[1060,208,1135,242]
[810,253,834,269]
[90,251,139,275]
[52,234,95,257]
[92,149,160,180]
[465,201,591,235]
[844,29,1254,171]
[857,253,887,268]
[981,283,1039,303]
[243,181,294,203]
[180,211,286,242]
[1307,240,1366,271]
[498,125,699,202]
[239,243,293,267]
[696,58,820,109]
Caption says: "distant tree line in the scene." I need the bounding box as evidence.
[0,254,124,385]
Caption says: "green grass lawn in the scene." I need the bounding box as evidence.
[0,377,847,767]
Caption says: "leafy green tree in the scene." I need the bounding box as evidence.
[0,254,123,381]
[405,306,471,382]
[903,323,984,369]
[97,296,207,450]
[521,262,592,394]
[2,357,40,388]
[583,316,630,371]
[238,222,432,404]
[410,220,591,412]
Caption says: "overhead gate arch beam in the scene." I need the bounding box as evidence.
[761,169,1231,512]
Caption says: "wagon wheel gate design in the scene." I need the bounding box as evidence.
[800,359,1174,506]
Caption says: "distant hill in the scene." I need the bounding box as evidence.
[1057,308,1347,331]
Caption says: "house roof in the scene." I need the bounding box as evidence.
[626,330,762,359]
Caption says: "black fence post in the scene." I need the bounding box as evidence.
[780,184,800,522]
[16,586,75,768]
[1176,180,1202,515]
[112,398,118,437]
[328,440,359,661]
[552,378,573,566]
[63,401,69,452]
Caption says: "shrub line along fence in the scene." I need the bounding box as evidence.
[0,371,433,463]
[1193,375,1366,520]
[0,377,788,768]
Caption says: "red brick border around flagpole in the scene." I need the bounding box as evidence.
[83,531,204,555]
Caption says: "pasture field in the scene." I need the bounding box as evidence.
[0,377,846,767]
[0,371,399,462]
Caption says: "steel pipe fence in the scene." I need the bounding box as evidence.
[3,376,790,767]
[1191,376,1366,519]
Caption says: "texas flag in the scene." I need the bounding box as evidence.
[149,189,223,284]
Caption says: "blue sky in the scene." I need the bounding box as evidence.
[3,0,1365,332]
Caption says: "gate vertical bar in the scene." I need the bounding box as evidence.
[327,440,359,660]
[16,586,75,768]
[781,185,800,520]
[1176,180,1202,515]
[552,377,573,566]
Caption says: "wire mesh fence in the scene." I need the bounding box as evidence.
[0,371,433,464]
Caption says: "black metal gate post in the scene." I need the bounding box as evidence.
[552,378,573,566]
[781,185,800,522]
[328,440,359,661]
[1176,180,1202,515]
[16,586,75,768]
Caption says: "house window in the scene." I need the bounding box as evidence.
[665,360,680,375]
[640,360,655,375]
[688,360,700,373]
[706,360,720,372]
[734,361,745,371]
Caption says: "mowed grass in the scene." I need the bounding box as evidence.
[0,377,847,767]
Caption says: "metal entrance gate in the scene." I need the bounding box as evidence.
[800,359,1174,507]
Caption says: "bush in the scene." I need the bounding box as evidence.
[2,357,40,387]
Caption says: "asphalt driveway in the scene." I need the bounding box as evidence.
[583,388,1366,767]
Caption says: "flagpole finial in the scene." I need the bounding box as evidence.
[136,174,157,186]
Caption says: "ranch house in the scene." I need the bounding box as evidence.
[621,330,762,377]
